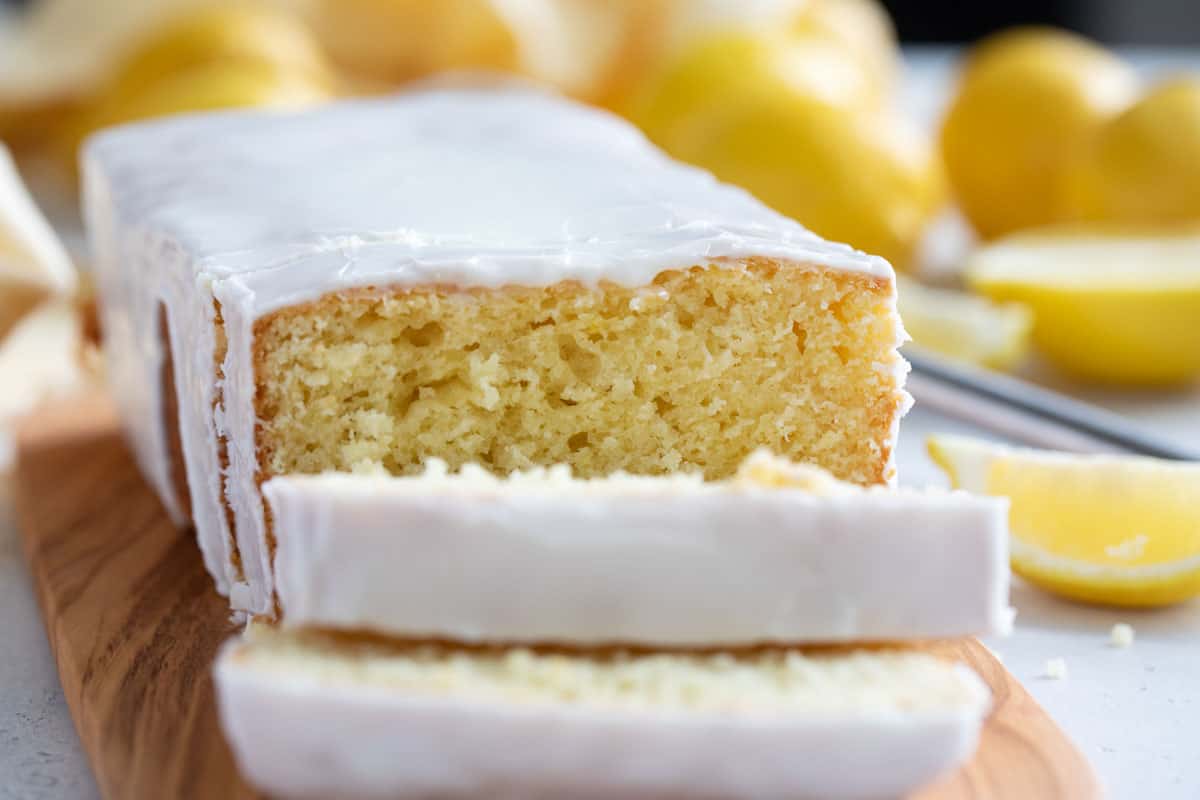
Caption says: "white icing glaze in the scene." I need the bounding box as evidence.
[83,86,898,613]
[215,636,989,800]
[265,471,1011,645]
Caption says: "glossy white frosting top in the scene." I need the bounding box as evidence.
[86,86,890,316]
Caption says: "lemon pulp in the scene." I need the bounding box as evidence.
[928,434,1200,607]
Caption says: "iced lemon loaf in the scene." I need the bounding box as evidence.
[84,87,908,614]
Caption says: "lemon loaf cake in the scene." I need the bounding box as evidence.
[84,87,909,615]
[216,625,990,800]
[265,452,1010,645]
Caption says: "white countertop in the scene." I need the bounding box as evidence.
[2,44,1199,800]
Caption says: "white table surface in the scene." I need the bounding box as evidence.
[3,45,1200,800]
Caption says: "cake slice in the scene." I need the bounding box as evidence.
[265,452,1011,646]
[83,87,909,614]
[216,625,990,800]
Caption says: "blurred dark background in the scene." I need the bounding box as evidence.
[884,0,1200,46]
[10,0,1194,47]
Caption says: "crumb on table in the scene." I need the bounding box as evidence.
[1043,657,1068,680]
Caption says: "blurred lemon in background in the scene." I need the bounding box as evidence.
[629,32,876,139]
[896,276,1031,369]
[629,30,943,268]
[108,4,331,96]
[929,434,1200,607]
[494,0,670,107]
[791,0,898,108]
[58,5,331,172]
[83,60,330,130]
[940,28,1138,239]
[313,0,517,86]
[966,227,1200,386]
[1060,77,1200,226]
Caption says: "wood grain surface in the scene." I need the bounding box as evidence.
[13,394,1101,800]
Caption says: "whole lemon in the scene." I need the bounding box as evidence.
[57,6,333,174]
[312,0,517,84]
[492,0,673,107]
[108,5,333,98]
[631,31,881,146]
[790,0,898,108]
[1060,77,1200,225]
[940,28,1138,239]
[630,32,944,268]
[63,60,330,170]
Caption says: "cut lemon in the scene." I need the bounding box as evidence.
[896,277,1031,369]
[928,434,1200,607]
[966,228,1200,386]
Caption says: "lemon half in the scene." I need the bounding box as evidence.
[928,434,1200,607]
[966,228,1200,386]
[896,277,1031,369]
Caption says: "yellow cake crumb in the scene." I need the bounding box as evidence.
[253,259,904,486]
[1043,658,1068,680]
[240,625,985,715]
[1110,623,1135,648]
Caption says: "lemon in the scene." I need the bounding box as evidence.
[626,28,872,136]
[966,227,1200,386]
[312,0,517,84]
[60,59,330,172]
[928,434,1200,607]
[1060,77,1200,225]
[628,31,944,268]
[790,0,898,107]
[494,0,673,107]
[940,28,1138,239]
[107,5,333,98]
[896,277,1031,369]
[56,6,333,175]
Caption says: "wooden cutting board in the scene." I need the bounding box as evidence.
[13,393,1100,800]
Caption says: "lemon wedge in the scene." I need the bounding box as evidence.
[966,228,1200,386]
[928,434,1200,607]
[896,277,1031,369]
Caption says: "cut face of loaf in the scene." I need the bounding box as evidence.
[216,626,991,800]
[264,451,1012,647]
[254,259,902,484]
[84,87,907,614]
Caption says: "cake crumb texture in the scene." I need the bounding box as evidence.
[1043,658,1069,680]
[1110,623,1135,648]
[239,626,985,715]
[254,259,903,484]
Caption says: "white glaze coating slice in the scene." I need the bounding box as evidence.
[215,631,990,800]
[83,87,898,613]
[265,467,1011,646]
